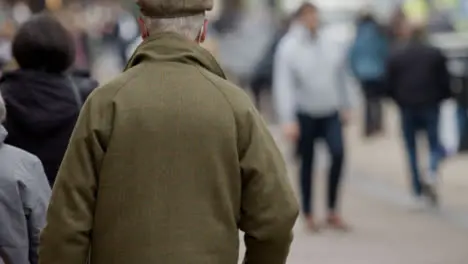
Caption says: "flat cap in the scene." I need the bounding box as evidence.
[137,0,213,18]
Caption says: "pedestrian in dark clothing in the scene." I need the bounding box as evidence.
[349,12,389,137]
[386,25,451,206]
[0,14,98,186]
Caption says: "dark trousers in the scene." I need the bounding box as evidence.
[361,80,384,137]
[457,105,468,151]
[400,106,442,196]
[297,113,345,215]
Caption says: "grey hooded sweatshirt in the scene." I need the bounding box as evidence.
[0,125,51,264]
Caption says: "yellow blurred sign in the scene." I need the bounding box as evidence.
[403,0,430,24]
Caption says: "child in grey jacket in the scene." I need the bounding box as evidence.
[0,93,51,264]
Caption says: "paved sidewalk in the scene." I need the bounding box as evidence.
[347,105,468,219]
[287,189,468,264]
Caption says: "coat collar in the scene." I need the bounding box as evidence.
[125,32,226,80]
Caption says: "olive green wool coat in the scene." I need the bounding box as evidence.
[39,33,299,264]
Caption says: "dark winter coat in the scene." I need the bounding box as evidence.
[386,41,451,108]
[0,69,97,185]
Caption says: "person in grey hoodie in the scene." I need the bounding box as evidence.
[273,2,351,232]
[0,92,51,264]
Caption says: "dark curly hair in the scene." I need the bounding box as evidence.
[12,13,76,73]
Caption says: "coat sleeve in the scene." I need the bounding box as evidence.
[273,40,297,125]
[19,158,51,264]
[238,106,299,264]
[39,95,113,264]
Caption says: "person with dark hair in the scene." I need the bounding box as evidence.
[386,23,451,206]
[12,13,76,73]
[274,2,351,232]
[0,13,98,186]
[349,12,389,138]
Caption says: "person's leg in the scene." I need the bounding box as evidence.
[369,80,386,134]
[323,113,348,229]
[361,81,373,137]
[421,106,442,205]
[424,106,442,182]
[373,91,384,134]
[400,108,422,196]
[297,114,319,221]
[457,104,467,149]
[324,114,345,211]
[368,97,380,134]
[375,79,386,133]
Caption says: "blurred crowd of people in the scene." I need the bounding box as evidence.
[0,0,467,263]
[0,1,142,76]
[271,2,468,228]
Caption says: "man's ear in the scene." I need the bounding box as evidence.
[138,17,149,39]
[198,19,208,43]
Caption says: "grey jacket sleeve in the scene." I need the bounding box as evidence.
[273,39,297,125]
[19,158,51,264]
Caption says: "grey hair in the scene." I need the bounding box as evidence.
[145,13,205,40]
[0,92,5,123]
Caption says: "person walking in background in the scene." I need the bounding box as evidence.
[274,2,351,232]
[0,14,97,186]
[386,22,451,206]
[39,0,298,263]
[0,92,51,264]
[349,11,389,138]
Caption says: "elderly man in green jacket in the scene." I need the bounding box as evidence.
[39,0,299,264]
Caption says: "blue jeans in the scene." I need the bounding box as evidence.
[457,105,468,149]
[400,106,441,196]
[297,113,345,215]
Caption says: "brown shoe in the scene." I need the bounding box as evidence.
[305,216,321,233]
[326,214,351,232]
